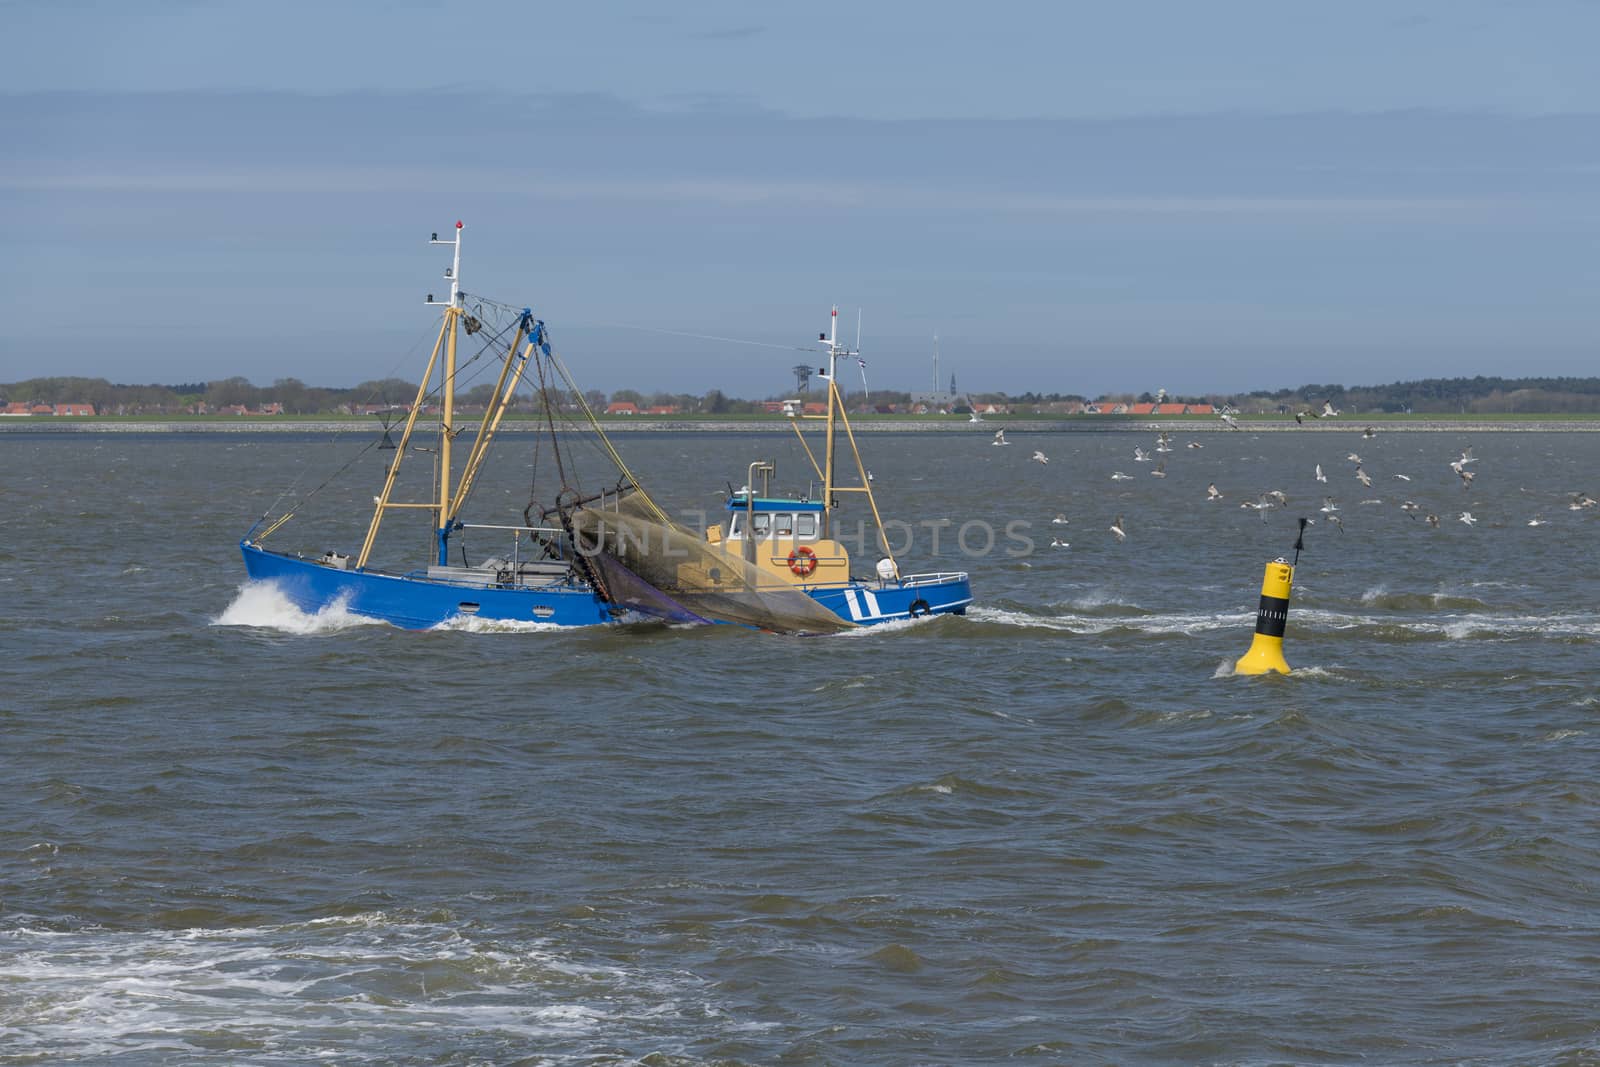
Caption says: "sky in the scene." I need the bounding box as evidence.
[5,0,1600,398]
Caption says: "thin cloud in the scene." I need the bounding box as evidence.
[0,168,1501,223]
[694,25,766,41]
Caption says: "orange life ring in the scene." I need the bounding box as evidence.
[788,545,818,577]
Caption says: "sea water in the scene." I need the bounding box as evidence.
[2,429,1598,1064]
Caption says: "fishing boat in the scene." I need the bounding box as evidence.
[240,222,621,628]
[721,308,971,624]
[568,307,973,629]
[241,224,971,633]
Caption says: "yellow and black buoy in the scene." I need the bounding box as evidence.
[1234,519,1305,676]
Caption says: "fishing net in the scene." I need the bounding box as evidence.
[565,492,854,634]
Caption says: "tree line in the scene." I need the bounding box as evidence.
[7,374,1600,415]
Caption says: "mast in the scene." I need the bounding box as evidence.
[822,306,839,538]
[808,305,896,571]
[428,222,463,565]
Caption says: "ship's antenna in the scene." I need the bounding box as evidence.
[426,221,463,308]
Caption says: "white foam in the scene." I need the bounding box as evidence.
[431,614,573,634]
[212,582,384,635]
[968,605,1253,637]
[834,614,933,637]
[0,914,705,1062]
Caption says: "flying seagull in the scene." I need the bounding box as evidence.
[992,429,1008,446]
[1109,515,1127,542]
[1031,450,1049,464]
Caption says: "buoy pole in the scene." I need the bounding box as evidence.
[1235,519,1305,676]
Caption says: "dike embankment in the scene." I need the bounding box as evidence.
[5,418,1600,434]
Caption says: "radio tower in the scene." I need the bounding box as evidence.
[792,364,813,393]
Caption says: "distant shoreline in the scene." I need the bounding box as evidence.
[6,416,1600,434]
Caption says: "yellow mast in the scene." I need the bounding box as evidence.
[449,323,529,516]
[356,315,449,569]
[806,305,897,572]
[430,223,465,566]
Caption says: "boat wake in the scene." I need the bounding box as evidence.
[432,614,580,635]
[967,605,1253,636]
[964,604,1600,644]
[213,582,384,635]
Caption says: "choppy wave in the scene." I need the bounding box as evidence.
[0,912,719,1063]
[967,605,1253,636]
[211,582,384,634]
[1359,584,1495,611]
[965,604,1600,644]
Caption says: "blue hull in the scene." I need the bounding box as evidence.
[805,574,972,625]
[239,541,614,629]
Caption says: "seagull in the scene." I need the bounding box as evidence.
[1186,440,1204,449]
[1327,514,1344,533]
[1052,513,1069,525]
[1355,466,1372,487]
[1050,536,1070,548]
[1528,516,1548,527]
[1315,463,1327,483]
[1400,500,1420,519]
[1426,513,1440,528]
[1294,409,1311,425]
[1109,515,1127,542]
[1320,496,1340,513]
[992,429,1008,446]
[1031,450,1049,464]
[1347,452,1363,464]
[1156,432,1173,453]
[1361,426,1376,439]
[1220,412,1240,430]
[1459,511,1477,526]
[1457,468,1475,489]
[1134,446,1151,462]
[1456,446,1477,466]
[1206,483,1224,501]
[1111,471,1134,481]
[1392,473,1411,482]
[1241,496,1276,522]
[1264,489,1288,507]
[1570,491,1597,510]
[1150,460,1167,478]
[1321,400,1341,418]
